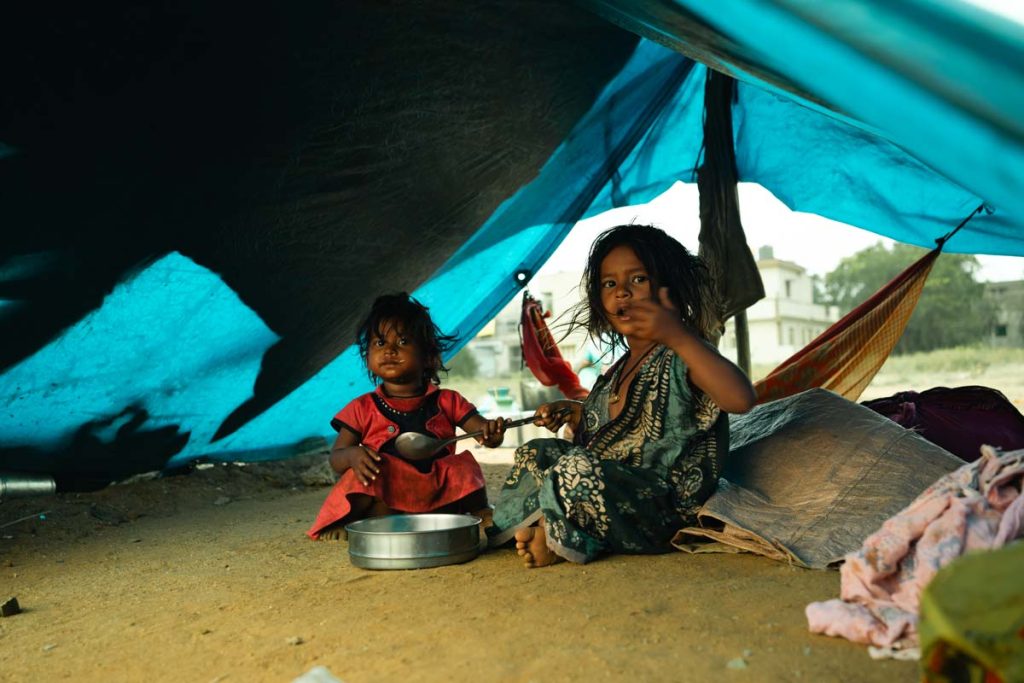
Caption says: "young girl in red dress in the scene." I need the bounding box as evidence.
[307,293,505,540]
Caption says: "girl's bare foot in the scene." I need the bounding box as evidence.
[316,498,392,541]
[513,521,563,568]
[317,527,347,541]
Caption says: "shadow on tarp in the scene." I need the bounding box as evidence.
[0,406,189,491]
[0,403,329,491]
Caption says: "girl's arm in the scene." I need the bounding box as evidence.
[461,414,507,448]
[329,427,382,485]
[620,288,756,414]
[662,327,756,414]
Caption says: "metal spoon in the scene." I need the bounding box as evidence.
[394,409,570,460]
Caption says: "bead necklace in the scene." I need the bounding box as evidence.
[376,385,426,416]
[376,397,419,417]
[607,343,658,405]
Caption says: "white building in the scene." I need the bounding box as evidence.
[719,245,840,366]
[985,280,1024,348]
[466,270,592,378]
[467,246,841,376]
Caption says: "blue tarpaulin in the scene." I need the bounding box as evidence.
[2,1,1022,480]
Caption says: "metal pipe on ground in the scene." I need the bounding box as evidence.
[0,473,56,501]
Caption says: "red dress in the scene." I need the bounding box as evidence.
[306,384,487,539]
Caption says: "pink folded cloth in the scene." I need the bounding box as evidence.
[806,446,1024,649]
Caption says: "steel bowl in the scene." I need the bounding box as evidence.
[345,513,483,570]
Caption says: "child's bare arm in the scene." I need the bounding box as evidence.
[461,414,507,448]
[663,329,756,414]
[618,287,756,414]
[329,427,382,485]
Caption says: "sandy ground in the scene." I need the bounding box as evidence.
[0,449,917,683]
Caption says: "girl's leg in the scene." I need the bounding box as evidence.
[434,489,490,524]
[317,494,394,540]
[461,489,492,530]
[434,489,492,543]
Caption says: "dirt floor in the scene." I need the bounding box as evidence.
[0,451,917,683]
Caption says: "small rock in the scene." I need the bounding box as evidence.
[802,646,812,656]
[742,649,753,658]
[213,496,232,506]
[200,628,213,635]
[42,643,57,652]
[1,597,21,617]
[89,504,129,526]
[131,538,142,543]
[286,636,305,646]
[726,658,748,670]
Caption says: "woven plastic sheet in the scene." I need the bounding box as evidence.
[673,389,963,568]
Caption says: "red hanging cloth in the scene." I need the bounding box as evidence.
[520,292,589,400]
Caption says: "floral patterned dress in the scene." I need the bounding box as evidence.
[488,345,725,563]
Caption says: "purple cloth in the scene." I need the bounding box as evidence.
[863,386,1024,462]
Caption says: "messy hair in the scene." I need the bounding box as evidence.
[356,292,457,385]
[567,224,717,352]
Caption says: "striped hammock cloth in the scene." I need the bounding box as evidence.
[754,248,939,404]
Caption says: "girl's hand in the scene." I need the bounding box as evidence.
[346,446,382,486]
[533,400,583,433]
[476,417,506,448]
[616,287,691,345]
[622,288,756,414]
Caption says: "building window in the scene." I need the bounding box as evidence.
[508,347,522,372]
[785,280,792,298]
[788,327,795,345]
[995,324,1008,337]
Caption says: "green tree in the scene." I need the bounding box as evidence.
[446,347,480,378]
[822,242,995,354]
[810,273,828,305]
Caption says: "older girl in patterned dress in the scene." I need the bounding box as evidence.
[488,225,755,566]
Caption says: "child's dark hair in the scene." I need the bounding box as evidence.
[356,292,458,386]
[569,224,717,351]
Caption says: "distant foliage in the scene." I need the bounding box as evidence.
[879,345,1024,376]
[446,348,480,378]
[810,273,828,305]
[822,242,995,354]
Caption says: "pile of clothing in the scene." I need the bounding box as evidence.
[806,446,1024,660]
